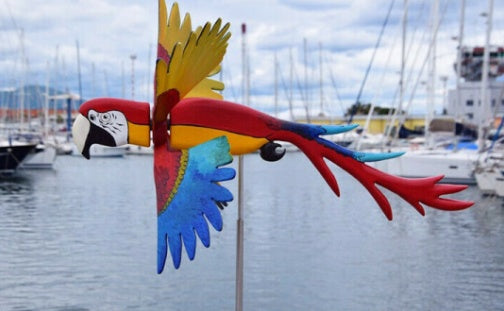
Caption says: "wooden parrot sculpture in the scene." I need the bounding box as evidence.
[72,1,473,274]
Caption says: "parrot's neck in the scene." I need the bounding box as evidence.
[153,119,169,147]
[152,89,181,147]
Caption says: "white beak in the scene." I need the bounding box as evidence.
[72,113,90,158]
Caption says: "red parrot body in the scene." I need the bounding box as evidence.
[168,96,473,220]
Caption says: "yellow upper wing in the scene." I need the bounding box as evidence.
[156,1,231,101]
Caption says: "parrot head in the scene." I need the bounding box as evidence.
[72,98,151,159]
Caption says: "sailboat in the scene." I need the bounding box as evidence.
[19,82,58,169]
[372,0,502,185]
[474,151,503,194]
[14,47,58,169]
[0,88,38,174]
[0,25,57,172]
[0,131,37,176]
[474,116,504,195]
[0,85,58,170]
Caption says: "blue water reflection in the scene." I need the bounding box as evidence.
[0,154,503,310]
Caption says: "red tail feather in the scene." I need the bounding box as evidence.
[280,133,474,220]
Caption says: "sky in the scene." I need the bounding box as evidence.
[0,0,503,119]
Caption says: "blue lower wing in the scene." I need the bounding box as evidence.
[157,136,236,273]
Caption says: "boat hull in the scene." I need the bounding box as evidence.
[0,143,38,175]
[21,144,58,169]
[370,149,478,184]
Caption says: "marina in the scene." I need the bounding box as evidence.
[1,0,504,309]
[1,154,503,310]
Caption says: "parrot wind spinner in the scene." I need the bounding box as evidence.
[72,1,473,273]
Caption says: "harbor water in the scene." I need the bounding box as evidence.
[1,153,503,310]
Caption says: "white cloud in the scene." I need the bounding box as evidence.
[0,0,501,117]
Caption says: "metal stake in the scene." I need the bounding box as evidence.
[235,155,244,311]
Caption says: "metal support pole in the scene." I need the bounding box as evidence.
[235,155,244,311]
[235,22,248,311]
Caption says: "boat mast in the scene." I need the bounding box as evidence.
[387,0,407,145]
[399,0,408,139]
[53,45,60,119]
[19,29,25,129]
[121,61,125,98]
[478,0,493,151]
[289,48,294,121]
[130,54,137,100]
[455,0,465,121]
[319,42,324,115]
[274,52,278,117]
[44,61,50,137]
[351,0,395,127]
[76,40,83,109]
[303,38,311,123]
[103,70,109,97]
[91,62,96,98]
[425,0,438,147]
[147,43,152,102]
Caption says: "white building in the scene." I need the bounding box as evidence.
[446,46,504,125]
[447,79,504,125]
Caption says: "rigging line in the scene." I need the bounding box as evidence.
[401,0,428,79]
[323,46,345,116]
[382,0,428,137]
[368,0,426,145]
[296,68,311,123]
[381,86,400,147]
[1,2,23,91]
[316,51,332,118]
[4,0,19,35]
[318,45,337,119]
[356,19,402,150]
[290,56,310,120]
[348,0,396,124]
[294,61,307,112]
[399,0,452,129]
[385,0,451,143]
[327,66,346,116]
[402,0,429,89]
[379,89,400,150]
[277,61,293,108]
[222,61,239,103]
[0,7,14,62]
[4,0,24,76]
